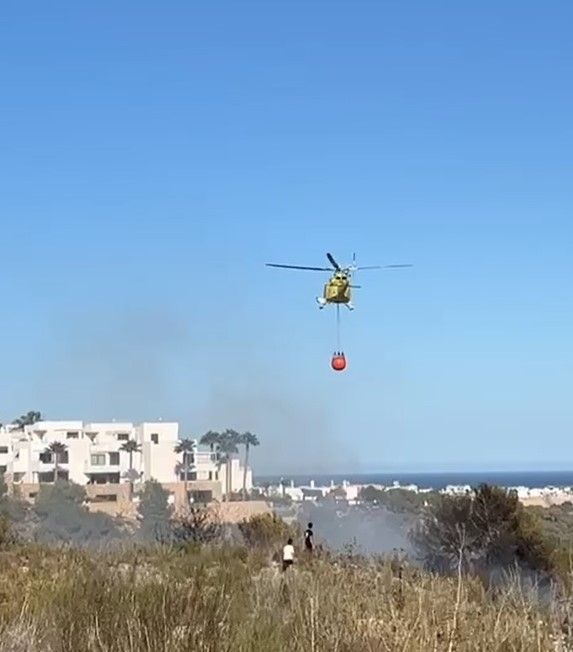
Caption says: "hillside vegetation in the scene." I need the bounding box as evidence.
[1,543,573,651]
[1,480,573,650]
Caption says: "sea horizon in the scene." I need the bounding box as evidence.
[255,469,573,490]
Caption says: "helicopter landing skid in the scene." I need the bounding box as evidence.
[315,297,354,311]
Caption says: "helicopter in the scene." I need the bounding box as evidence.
[266,253,412,310]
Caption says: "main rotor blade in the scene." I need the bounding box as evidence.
[266,263,332,271]
[326,253,341,271]
[357,264,413,270]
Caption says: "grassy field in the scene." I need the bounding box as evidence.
[1,543,572,651]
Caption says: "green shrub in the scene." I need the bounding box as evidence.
[412,484,554,575]
[137,479,172,543]
[0,515,12,547]
[32,481,123,546]
[359,485,439,513]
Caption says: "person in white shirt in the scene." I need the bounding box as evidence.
[282,538,295,571]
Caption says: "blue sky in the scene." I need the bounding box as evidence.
[1,2,572,473]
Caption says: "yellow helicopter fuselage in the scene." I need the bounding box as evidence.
[323,272,351,304]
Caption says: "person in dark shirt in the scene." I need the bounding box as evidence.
[304,522,314,552]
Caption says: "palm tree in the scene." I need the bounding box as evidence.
[45,441,67,483]
[200,430,220,454]
[238,432,259,500]
[200,430,223,492]
[199,430,240,501]
[13,411,42,429]
[175,438,196,506]
[218,430,240,501]
[120,439,141,500]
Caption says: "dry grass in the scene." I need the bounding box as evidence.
[0,544,572,651]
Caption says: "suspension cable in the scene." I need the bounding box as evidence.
[336,304,341,352]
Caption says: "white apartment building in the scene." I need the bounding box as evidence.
[0,420,252,500]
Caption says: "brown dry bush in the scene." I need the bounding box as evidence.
[238,512,300,549]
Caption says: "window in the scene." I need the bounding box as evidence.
[117,433,129,441]
[191,490,213,504]
[0,446,8,454]
[208,471,213,480]
[90,473,119,484]
[91,454,106,466]
[109,452,120,466]
[39,450,67,463]
[66,431,79,439]
[151,433,159,444]
[0,465,6,474]
[92,495,117,503]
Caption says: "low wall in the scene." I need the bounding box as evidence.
[209,500,272,523]
[8,480,225,519]
[521,494,573,508]
[163,480,223,508]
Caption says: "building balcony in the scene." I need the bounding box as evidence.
[84,461,122,474]
[176,461,197,471]
[194,452,218,464]
[29,460,70,474]
[37,470,69,483]
[89,444,122,453]
[87,472,121,485]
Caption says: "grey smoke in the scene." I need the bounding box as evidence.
[31,305,359,474]
[195,377,360,475]
[36,307,189,421]
[299,501,415,556]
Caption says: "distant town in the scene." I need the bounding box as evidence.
[260,477,573,508]
[2,415,572,520]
